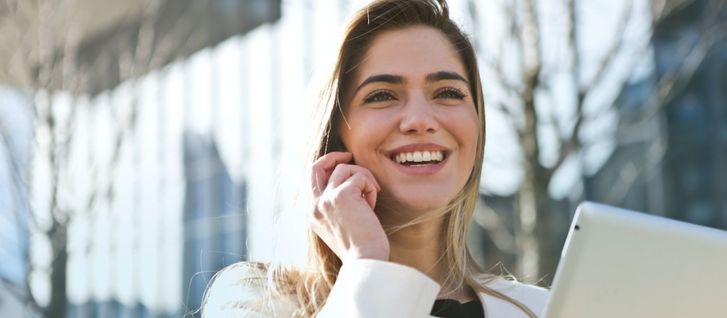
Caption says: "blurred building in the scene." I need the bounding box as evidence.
[0,88,36,317]
[588,0,727,228]
[1,0,282,317]
[59,2,283,317]
[658,1,727,227]
[181,131,247,315]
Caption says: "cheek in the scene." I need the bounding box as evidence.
[454,111,481,170]
[454,110,480,150]
[341,111,391,150]
[340,119,380,162]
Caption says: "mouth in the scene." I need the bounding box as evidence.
[387,143,450,168]
[391,150,447,166]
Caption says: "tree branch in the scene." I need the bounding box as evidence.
[519,0,543,152]
[484,56,522,99]
[493,101,517,124]
[473,202,516,253]
[623,21,726,124]
[652,0,699,23]
[481,0,523,123]
[581,1,634,95]
[604,138,668,205]
[521,0,542,82]
[0,278,42,315]
[549,0,587,177]
[0,120,35,299]
[553,0,635,176]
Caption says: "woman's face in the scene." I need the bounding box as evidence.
[339,25,479,213]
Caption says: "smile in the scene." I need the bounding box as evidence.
[386,143,451,174]
[394,151,445,165]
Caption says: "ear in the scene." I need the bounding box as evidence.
[330,118,350,153]
[330,138,348,153]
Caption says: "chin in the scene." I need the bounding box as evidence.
[386,188,456,214]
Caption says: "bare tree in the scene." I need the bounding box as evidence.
[0,0,161,316]
[2,0,272,316]
[467,0,726,281]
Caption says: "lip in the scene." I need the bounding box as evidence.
[386,143,450,157]
[385,143,450,176]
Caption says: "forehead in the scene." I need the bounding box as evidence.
[355,25,467,82]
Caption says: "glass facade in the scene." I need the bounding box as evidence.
[591,0,727,230]
[658,1,727,229]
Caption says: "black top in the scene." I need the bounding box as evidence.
[430,298,485,318]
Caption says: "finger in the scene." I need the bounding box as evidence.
[311,152,353,196]
[328,164,381,191]
[341,172,378,209]
[363,184,377,209]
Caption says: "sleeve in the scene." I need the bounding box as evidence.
[318,259,441,318]
[482,279,550,317]
[202,262,297,318]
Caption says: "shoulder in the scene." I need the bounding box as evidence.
[486,278,549,304]
[202,262,297,318]
[478,277,550,317]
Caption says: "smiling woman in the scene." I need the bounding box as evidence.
[202,1,548,317]
[340,25,480,217]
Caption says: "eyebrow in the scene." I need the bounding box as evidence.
[426,71,469,83]
[352,71,468,96]
[353,74,404,96]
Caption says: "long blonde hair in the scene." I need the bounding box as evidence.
[273,0,537,316]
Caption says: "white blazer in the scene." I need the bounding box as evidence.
[203,259,549,318]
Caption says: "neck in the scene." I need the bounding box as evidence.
[387,216,447,280]
[379,208,475,302]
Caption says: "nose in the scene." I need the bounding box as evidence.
[399,93,439,134]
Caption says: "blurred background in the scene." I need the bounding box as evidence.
[0,0,725,317]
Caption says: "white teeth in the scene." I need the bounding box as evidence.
[394,151,445,164]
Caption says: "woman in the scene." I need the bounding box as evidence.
[203,0,548,317]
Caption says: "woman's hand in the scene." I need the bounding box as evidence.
[310,151,390,262]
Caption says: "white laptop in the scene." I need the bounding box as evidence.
[543,201,727,318]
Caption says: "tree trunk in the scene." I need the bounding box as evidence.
[517,37,551,279]
[516,163,540,278]
[46,223,68,318]
[516,140,552,280]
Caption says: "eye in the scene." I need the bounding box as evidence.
[435,87,467,100]
[363,90,396,103]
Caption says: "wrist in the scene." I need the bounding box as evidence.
[345,246,390,262]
